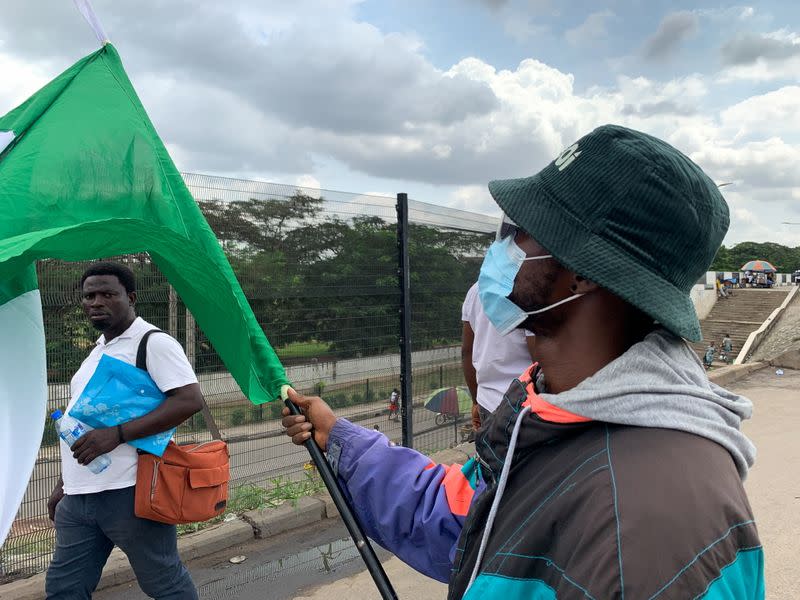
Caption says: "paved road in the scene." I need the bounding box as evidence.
[95,519,392,600]
[735,368,800,599]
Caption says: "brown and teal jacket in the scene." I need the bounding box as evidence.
[326,330,763,599]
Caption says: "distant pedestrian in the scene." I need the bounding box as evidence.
[388,388,399,421]
[722,334,734,364]
[704,341,716,370]
[724,279,735,296]
[716,278,728,299]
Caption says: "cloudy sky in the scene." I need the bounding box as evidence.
[1,0,799,245]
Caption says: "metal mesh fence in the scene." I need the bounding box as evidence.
[0,173,496,581]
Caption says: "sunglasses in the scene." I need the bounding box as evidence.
[495,214,520,242]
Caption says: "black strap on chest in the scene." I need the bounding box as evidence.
[136,329,221,440]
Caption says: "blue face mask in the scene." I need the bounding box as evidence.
[478,235,585,335]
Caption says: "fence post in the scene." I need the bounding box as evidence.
[185,309,196,369]
[168,284,178,339]
[397,192,413,447]
[185,309,198,429]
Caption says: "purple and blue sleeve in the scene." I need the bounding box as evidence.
[326,418,481,582]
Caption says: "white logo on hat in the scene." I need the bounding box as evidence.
[555,143,581,171]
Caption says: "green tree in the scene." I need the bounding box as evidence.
[709,242,800,273]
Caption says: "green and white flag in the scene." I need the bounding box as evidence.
[0,43,289,543]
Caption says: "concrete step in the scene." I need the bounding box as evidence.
[691,288,791,362]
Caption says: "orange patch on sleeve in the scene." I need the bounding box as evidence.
[440,464,473,517]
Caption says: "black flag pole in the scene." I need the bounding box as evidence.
[283,395,398,600]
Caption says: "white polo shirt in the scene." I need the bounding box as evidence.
[61,317,198,495]
[462,283,534,413]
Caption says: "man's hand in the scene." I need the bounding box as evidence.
[281,388,337,451]
[471,402,482,431]
[47,478,64,521]
[71,427,120,466]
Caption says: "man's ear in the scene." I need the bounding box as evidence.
[128,291,137,307]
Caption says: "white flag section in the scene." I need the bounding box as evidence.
[72,0,109,44]
[0,130,14,154]
[0,290,47,545]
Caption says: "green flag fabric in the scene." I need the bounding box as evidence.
[0,44,289,543]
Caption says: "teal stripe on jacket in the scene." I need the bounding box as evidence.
[463,574,557,599]
[461,548,764,599]
[701,548,765,600]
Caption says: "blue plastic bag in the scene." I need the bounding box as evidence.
[69,354,175,456]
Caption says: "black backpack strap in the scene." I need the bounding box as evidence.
[136,329,163,370]
[136,329,222,440]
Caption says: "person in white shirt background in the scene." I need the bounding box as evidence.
[461,281,536,431]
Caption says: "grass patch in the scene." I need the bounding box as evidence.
[276,340,331,360]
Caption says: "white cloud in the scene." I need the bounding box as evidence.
[565,11,615,47]
[295,175,322,198]
[695,5,756,22]
[448,185,496,214]
[0,53,50,113]
[723,188,800,246]
[739,6,755,19]
[690,138,800,190]
[718,29,800,82]
[642,12,699,60]
[720,86,800,140]
[615,74,708,117]
[733,207,757,224]
[503,16,546,43]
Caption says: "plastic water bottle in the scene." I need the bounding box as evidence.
[51,410,112,474]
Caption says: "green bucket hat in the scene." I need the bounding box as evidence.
[488,124,729,342]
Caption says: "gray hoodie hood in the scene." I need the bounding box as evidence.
[539,329,756,478]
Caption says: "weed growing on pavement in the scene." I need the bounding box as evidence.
[176,470,325,535]
[264,468,326,507]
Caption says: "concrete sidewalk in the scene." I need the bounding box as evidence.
[295,556,447,599]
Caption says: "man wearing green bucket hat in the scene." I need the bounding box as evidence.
[284,125,763,599]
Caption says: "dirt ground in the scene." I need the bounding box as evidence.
[297,368,799,600]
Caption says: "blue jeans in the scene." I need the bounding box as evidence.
[46,486,197,599]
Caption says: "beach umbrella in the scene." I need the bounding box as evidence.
[424,387,473,415]
[740,260,777,273]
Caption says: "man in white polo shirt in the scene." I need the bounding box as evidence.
[461,281,536,430]
[46,262,203,599]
